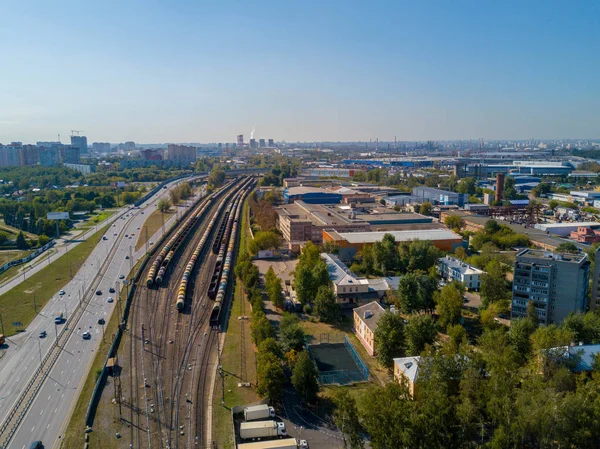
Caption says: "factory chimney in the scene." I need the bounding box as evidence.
[495,173,505,202]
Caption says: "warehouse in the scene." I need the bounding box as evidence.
[283,186,342,204]
[322,228,464,261]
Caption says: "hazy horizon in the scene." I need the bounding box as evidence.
[1,0,599,144]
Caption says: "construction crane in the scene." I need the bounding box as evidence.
[71,130,83,136]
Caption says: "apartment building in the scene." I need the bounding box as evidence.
[512,249,590,325]
[353,301,386,356]
[438,256,484,291]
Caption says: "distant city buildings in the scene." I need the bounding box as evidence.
[512,249,589,325]
[92,142,112,153]
[268,138,274,147]
[141,148,164,161]
[237,134,244,148]
[167,144,196,165]
[70,135,88,155]
[62,146,81,164]
[250,138,257,149]
[259,138,265,148]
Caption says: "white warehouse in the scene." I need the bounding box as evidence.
[438,256,484,291]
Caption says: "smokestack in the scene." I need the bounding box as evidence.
[496,173,505,202]
[250,126,255,140]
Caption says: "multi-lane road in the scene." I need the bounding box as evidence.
[0,177,203,449]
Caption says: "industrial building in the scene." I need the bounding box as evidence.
[512,249,590,325]
[322,228,463,261]
[300,168,359,178]
[353,301,386,356]
[534,222,600,237]
[412,186,469,206]
[438,256,484,290]
[283,186,342,204]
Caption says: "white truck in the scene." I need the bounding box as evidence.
[239,420,286,440]
[237,438,308,449]
[244,404,276,421]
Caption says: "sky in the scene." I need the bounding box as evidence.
[1,0,599,144]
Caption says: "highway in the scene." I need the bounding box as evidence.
[0,177,203,449]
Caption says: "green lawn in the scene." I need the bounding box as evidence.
[0,250,31,267]
[135,208,175,250]
[0,225,108,336]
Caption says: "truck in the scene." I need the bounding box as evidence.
[237,438,308,449]
[243,404,275,421]
[239,421,286,440]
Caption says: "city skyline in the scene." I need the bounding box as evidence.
[1,0,599,143]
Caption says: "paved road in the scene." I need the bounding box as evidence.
[0,179,203,449]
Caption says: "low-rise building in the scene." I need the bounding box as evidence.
[438,256,484,290]
[284,186,342,204]
[353,301,386,356]
[323,228,463,261]
[570,226,600,244]
[393,356,421,397]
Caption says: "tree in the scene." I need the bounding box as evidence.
[404,314,437,355]
[314,285,340,323]
[279,321,305,353]
[294,264,314,305]
[394,272,437,314]
[374,311,405,367]
[509,317,537,364]
[556,242,579,254]
[208,167,226,188]
[333,389,364,449]
[418,202,433,216]
[0,231,8,244]
[446,324,468,353]
[457,177,476,195]
[157,198,171,213]
[253,231,282,251]
[16,231,28,250]
[38,234,50,246]
[258,337,283,359]
[435,282,464,328]
[399,240,441,273]
[480,259,509,307]
[444,215,464,230]
[372,233,400,274]
[251,315,274,345]
[291,351,319,404]
[257,352,285,401]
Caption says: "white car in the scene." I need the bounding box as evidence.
[59,290,65,296]
[107,296,114,303]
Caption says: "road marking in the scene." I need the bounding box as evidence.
[40,409,43,415]
[16,377,20,382]
[54,407,58,413]
[48,395,51,400]
[47,423,50,429]
[31,426,35,432]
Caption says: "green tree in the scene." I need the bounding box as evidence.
[435,282,464,328]
[16,231,28,249]
[157,198,171,213]
[394,272,436,314]
[313,285,340,323]
[457,177,476,195]
[556,242,579,253]
[480,259,509,307]
[509,317,537,364]
[0,231,8,244]
[444,215,464,230]
[372,233,400,274]
[291,351,319,404]
[446,323,468,353]
[404,314,437,355]
[373,311,405,367]
[253,231,282,251]
[418,202,433,216]
[294,264,314,305]
[257,352,285,401]
[38,234,50,246]
[258,337,283,359]
[251,314,274,345]
[279,320,306,353]
[333,389,364,449]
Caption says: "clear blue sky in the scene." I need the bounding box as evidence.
[1,0,599,144]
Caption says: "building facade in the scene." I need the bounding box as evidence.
[591,248,600,311]
[438,256,484,290]
[70,135,88,155]
[512,249,590,325]
[353,301,386,356]
[167,144,196,165]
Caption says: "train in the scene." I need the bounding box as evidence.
[210,178,255,327]
[175,177,251,311]
[146,178,237,288]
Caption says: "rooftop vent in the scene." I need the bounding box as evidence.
[405,362,413,369]
[364,310,373,319]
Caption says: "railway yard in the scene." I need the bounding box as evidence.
[92,176,254,449]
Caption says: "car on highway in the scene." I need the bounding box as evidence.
[82,331,91,340]
[125,255,130,259]
[102,236,108,240]
[29,441,43,449]
[149,241,153,245]
[137,226,140,230]
[119,274,125,279]
[98,318,105,325]
[59,290,65,295]
[141,211,144,214]
[114,232,117,236]
[39,330,47,338]
[107,297,113,303]
[125,234,128,237]
[54,314,63,324]
[95,290,102,295]
[109,287,115,293]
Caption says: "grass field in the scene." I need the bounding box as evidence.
[0,219,37,239]
[0,225,108,336]
[60,261,139,449]
[88,210,116,226]
[135,208,174,251]
[0,250,31,267]
[212,199,260,449]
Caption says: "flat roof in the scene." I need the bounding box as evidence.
[285,186,340,195]
[536,222,600,229]
[516,248,587,263]
[361,212,432,223]
[333,229,462,244]
[439,256,485,275]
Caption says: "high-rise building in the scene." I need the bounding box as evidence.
[250,139,257,149]
[19,145,39,166]
[0,144,20,166]
[62,146,81,164]
[39,147,60,167]
[124,141,136,151]
[92,142,112,153]
[141,149,164,161]
[167,144,196,165]
[259,139,265,148]
[268,138,274,147]
[71,135,88,155]
[512,249,589,325]
[590,248,600,311]
[237,134,244,148]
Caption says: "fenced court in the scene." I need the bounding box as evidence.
[307,333,369,385]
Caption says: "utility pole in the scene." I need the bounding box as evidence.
[216,331,225,406]
[33,293,37,313]
[54,322,58,346]
[38,338,43,370]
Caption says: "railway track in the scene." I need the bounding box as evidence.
[115,177,251,449]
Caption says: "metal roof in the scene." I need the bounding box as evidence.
[353,301,386,333]
[335,229,462,244]
[393,356,421,383]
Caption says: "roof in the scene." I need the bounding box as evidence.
[321,252,369,287]
[516,248,588,264]
[285,186,340,195]
[393,356,421,383]
[536,222,600,229]
[353,301,386,332]
[333,229,462,244]
[439,256,485,275]
[548,344,600,372]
